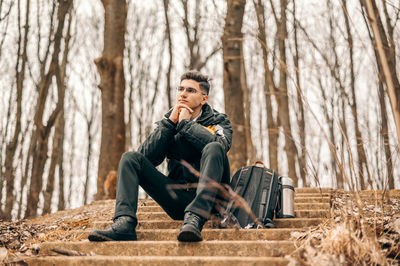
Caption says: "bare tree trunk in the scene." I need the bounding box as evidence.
[254,0,278,171]
[222,0,247,173]
[342,0,372,189]
[339,97,350,187]
[362,0,400,152]
[2,0,29,220]
[125,41,134,151]
[67,111,76,209]
[57,110,65,211]
[42,112,63,214]
[136,61,146,145]
[318,76,342,188]
[0,1,13,60]
[43,8,71,214]
[0,1,12,203]
[360,3,395,189]
[182,0,199,69]
[378,82,394,188]
[83,122,92,205]
[16,119,33,219]
[292,0,307,185]
[241,46,256,164]
[95,0,127,200]
[276,0,298,185]
[162,0,173,109]
[326,0,351,189]
[1,85,14,206]
[181,0,220,71]
[74,81,100,205]
[25,0,72,218]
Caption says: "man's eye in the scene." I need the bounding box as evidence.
[187,88,196,93]
[178,87,185,92]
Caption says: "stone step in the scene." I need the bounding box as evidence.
[139,195,397,204]
[91,218,324,230]
[138,196,331,206]
[340,189,400,194]
[294,187,332,193]
[65,228,304,241]
[294,193,331,198]
[23,256,290,266]
[134,209,328,220]
[294,197,330,203]
[137,203,330,213]
[39,240,296,257]
[295,209,329,218]
[333,197,400,204]
[90,196,332,211]
[90,189,399,207]
[341,190,400,199]
[91,190,334,207]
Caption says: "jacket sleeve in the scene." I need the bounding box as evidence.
[138,118,176,166]
[175,116,232,153]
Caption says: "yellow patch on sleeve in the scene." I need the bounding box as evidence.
[203,125,216,134]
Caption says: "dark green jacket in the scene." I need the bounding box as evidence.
[139,103,232,183]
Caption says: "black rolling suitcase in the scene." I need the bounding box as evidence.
[226,161,280,228]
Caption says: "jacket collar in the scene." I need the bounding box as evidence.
[197,103,214,123]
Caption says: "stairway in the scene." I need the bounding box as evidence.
[20,187,333,265]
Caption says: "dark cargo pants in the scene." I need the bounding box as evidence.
[114,142,230,222]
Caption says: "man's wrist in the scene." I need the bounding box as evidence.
[168,117,178,124]
[176,118,190,131]
[162,117,177,128]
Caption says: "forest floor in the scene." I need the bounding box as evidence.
[0,199,115,256]
[293,190,400,265]
[1,190,400,265]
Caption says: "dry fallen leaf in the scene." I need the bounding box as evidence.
[0,247,8,262]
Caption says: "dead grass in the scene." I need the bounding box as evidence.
[289,190,400,266]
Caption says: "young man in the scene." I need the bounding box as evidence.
[88,71,232,242]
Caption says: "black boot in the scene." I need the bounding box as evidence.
[177,212,206,242]
[88,216,137,241]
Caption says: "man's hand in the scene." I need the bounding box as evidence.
[169,104,193,124]
[178,107,192,122]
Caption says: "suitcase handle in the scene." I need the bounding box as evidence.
[253,161,266,168]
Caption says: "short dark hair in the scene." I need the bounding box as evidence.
[180,70,210,95]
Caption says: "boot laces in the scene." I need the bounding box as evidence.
[185,212,204,227]
[113,216,134,227]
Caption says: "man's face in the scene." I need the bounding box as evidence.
[177,79,208,110]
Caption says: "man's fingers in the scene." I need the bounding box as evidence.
[177,104,193,113]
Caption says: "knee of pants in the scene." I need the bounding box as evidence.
[120,151,144,166]
[202,142,225,157]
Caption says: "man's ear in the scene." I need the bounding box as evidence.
[201,95,208,105]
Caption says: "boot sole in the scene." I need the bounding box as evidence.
[177,230,202,242]
[88,231,137,242]
[88,232,114,242]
